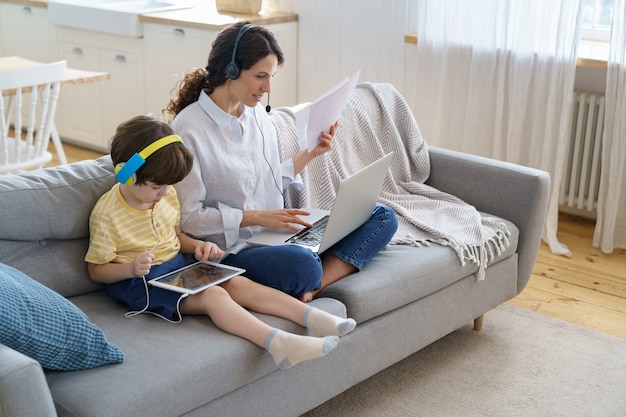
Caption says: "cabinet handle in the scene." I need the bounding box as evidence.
[173,28,185,37]
[22,6,32,14]
[72,47,83,56]
[115,54,127,63]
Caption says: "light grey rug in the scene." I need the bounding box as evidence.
[302,304,626,417]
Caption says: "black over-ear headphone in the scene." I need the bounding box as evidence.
[225,23,253,80]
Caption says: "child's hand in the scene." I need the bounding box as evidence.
[194,241,225,261]
[133,252,155,277]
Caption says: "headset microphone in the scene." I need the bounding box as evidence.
[265,93,271,113]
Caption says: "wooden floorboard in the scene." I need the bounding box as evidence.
[51,144,626,340]
[508,213,626,340]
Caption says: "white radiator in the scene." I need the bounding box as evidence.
[559,91,604,215]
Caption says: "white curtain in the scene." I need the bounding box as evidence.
[413,0,582,257]
[593,0,626,253]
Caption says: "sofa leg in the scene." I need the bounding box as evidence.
[473,315,484,331]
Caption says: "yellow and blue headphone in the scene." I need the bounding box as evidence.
[114,134,184,185]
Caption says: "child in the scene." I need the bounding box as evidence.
[85,115,356,369]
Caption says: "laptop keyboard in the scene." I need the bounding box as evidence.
[285,215,330,247]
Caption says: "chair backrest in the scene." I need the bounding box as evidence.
[0,60,67,174]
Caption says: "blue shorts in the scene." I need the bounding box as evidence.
[106,254,195,321]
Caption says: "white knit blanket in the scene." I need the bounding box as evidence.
[270,82,510,280]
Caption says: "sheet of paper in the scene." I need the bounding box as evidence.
[293,103,310,150]
[297,70,360,152]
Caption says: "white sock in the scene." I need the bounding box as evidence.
[303,307,357,337]
[265,329,339,369]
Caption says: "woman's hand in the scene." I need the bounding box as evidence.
[310,120,338,158]
[293,121,339,176]
[195,241,225,261]
[242,208,313,231]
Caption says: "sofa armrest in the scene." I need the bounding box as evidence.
[425,146,550,293]
[0,344,57,417]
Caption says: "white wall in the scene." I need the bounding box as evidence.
[266,0,418,104]
[266,0,606,114]
[574,66,607,93]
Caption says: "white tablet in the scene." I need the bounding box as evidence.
[148,261,245,295]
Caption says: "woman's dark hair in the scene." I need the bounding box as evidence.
[164,21,284,120]
[110,115,193,185]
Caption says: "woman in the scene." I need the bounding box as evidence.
[166,21,397,301]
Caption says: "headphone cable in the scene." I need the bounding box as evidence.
[253,106,284,199]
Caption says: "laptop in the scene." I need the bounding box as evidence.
[148,261,246,295]
[247,152,393,254]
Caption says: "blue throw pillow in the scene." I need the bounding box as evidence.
[0,263,124,370]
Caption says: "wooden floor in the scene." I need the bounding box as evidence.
[49,141,105,166]
[51,143,626,340]
[507,213,626,340]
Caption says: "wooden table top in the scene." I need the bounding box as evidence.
[0,56,110,93]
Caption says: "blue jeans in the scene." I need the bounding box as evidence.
[222,205,398,297]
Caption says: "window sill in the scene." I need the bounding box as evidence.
[577,39,608,69]
[404,34,608,70]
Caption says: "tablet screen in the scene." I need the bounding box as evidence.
[149,261,245,294]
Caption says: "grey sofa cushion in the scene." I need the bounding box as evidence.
[46,295,347,417]
[0,156,114,240]
[319,217,519,323]
[0,156,115,297]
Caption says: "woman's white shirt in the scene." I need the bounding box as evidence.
[172,90,295,252]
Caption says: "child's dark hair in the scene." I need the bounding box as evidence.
[110,115,193,185]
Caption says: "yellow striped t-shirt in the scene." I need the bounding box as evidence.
[85,183,181,265]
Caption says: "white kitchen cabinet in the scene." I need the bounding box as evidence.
[143,20,298,119]
[0,2,57,62]
[56,28,145,151]
[143,22,217,119]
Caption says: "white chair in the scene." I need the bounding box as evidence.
[0,60,67,174]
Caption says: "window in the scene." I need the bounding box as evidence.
[581,0,614,41]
